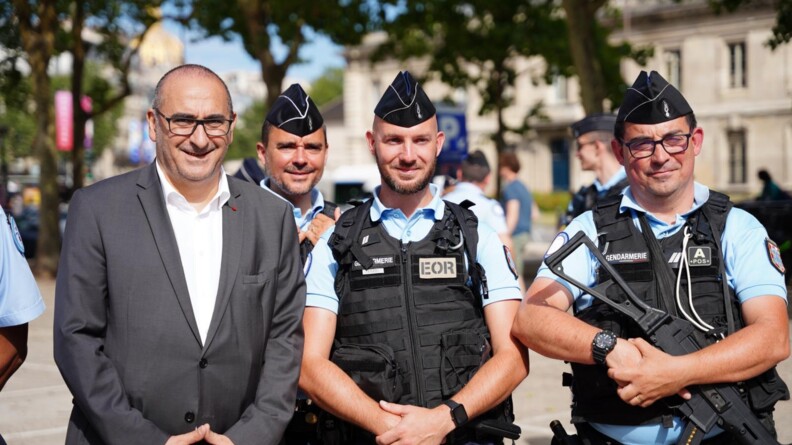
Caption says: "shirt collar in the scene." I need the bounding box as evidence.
[452,182,484,196]
[155,161,230,213]
[594,167,627,192]
[259,178,324,219]
[370,183,446,222]
[620,181,710,222]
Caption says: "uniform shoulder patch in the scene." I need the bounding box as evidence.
[7,212,25,256]
[503,245,518,279]
[766,238,786,275]
[545,232,569,259]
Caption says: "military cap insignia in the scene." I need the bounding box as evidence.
[617,70,692,125]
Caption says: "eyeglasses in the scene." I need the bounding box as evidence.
[621,133,692,159]
[154,108,233,137]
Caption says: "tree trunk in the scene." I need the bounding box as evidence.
[15,0,60,277]
[492,69,507,197]
[562,0,608,114]
[72,0,86,191]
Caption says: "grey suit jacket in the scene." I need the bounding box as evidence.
[54,163,305,445]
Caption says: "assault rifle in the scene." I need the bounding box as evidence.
[544,231,781,445]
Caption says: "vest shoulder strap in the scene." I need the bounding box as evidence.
[321,201,339,219]
[329,199,376,268]
[443,200,488,302]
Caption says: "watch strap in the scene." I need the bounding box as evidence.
[442,399,468,427]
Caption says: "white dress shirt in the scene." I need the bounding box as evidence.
[156,163,230,344]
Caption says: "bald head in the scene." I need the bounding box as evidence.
[152,64,233,115]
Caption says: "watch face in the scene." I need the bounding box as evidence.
[595,332,616,349]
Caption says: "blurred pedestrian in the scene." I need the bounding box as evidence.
[444,150,512,250]
[498,152,538,290]
[757,169,791,201]
[54,64,305,445]
[559,113,627,228]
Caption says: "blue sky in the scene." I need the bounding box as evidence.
[163,22,346,82]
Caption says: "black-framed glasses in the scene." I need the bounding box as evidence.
[621,133,692,159]
[154,108,234,136]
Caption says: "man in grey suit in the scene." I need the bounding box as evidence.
[54,64,306,445]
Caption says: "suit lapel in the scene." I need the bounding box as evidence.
[203,177,244,351]
[136,163,202,346]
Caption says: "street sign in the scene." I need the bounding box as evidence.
[436,106,468,165]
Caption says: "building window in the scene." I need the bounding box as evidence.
[728,42,747,88]
[664,49,681,90]
[728,129,747,184]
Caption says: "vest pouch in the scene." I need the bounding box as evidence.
[331,343,403,402]
[744,367,790,412]
[440,330,490,397]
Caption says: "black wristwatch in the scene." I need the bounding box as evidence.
[442,399,468,427]
[592,330,617,365]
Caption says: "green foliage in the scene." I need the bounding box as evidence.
[533,190,571,213]
[227,100,267,160]
[0,64,34,159]
[309,67,344,108]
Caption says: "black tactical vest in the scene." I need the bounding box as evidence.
[563,177,629,226]
[328,199,512,441]
[569,192,789,426]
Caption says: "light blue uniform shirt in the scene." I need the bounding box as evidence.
[0,211,45,327]
[444,182,509,234]
[537,182,787,445]
[260,179,329,232]
[305,184,522,313]
[594,167,627,194]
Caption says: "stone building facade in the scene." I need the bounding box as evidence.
[322,0,792,200]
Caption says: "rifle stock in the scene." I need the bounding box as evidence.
[544,231,780,445]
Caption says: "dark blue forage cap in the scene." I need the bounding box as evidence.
[374,71,436,127]
[570,113,617,138]
[616,70,692,124]
[266,84,323,136]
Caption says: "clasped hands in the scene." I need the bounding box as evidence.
[374,400,455,445]
[606,337,692,408]
[165,424,234,445]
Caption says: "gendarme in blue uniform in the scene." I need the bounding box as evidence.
[537,183,788,444]
[443,182,508,236]
[260,179,330,233]
[306,184,521,313]
[0,210,45,328]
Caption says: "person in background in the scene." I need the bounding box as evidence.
[498,151,538,291]
[257,83,339,266]
[257,83,339,445]
[756,169,791,201]
[559,113,627,228]
[444,150,512,250]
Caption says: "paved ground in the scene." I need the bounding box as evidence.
[2,274,791,444]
